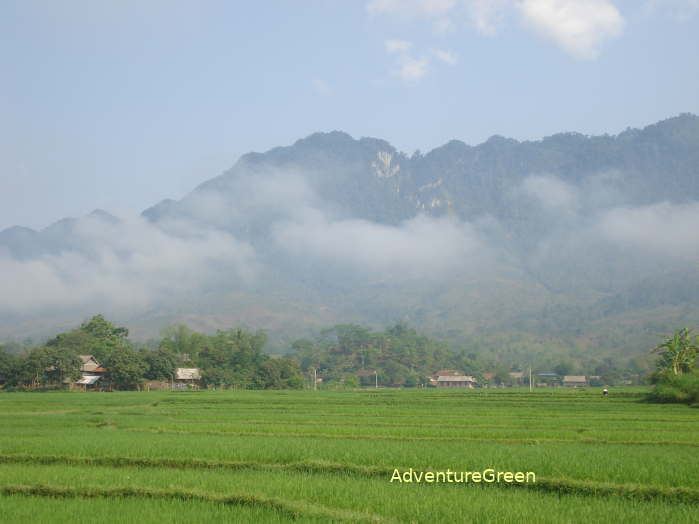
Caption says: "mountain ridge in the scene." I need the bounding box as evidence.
[1,113,698,366]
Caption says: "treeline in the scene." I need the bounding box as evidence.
[0,315,303,390]
[286,323,645,387]
[0,316,658,391]
[288,323,457,387]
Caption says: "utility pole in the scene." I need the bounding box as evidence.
[313,368,317,391]
[375,370,378,389]
[529,366,532,393]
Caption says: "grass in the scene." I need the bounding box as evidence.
[0,388,697,523]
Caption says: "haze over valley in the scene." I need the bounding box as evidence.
[2,114,698,367]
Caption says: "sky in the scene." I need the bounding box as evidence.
[1,0,698,231]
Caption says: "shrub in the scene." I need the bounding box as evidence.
[647,372,699,405]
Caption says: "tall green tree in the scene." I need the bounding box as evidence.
[198,328,269,389]
[159,324,206,362]
[142,348,178,381]
[258,358,304,389]
[12,346,81,387]
[44,347,82,385]
[104,347,146,390]
[80,314,129,340]
[78,314,130,362]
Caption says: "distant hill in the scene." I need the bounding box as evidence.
[2,114,698,366]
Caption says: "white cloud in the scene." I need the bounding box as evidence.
[0,215,256,314]
[368,0,457,33]
[369,0,626,59]
[384,43,456,82]
[518,0,624,59]
[597,202,699,258]
[398,55,430,80]
[521,175,578,209]
[433,48,458,65]
[272,213,489,279]
[467,0,511,35]
[385,39,413,53]
[384,40,429,81]
[367,0,456,16]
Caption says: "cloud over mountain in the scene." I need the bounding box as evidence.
[0,213,256,314]
[1,114,698,350]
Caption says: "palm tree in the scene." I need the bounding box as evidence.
[652,328,698,376]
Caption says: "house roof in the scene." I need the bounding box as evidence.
[76,374,101,385]
[356,370,377,376]
[79,355,102,373]
[509,372,525,379]
[176,368,201,380]
[563,376,587,382]
[482,373,496,379]
[437,375,476,382]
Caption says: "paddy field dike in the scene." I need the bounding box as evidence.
[0,388,697,523]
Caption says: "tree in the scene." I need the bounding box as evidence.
[404,373,419,388]
[289,338,322,370]
[12,346,81,387]
[196,328,271,389]
[44,347,82,385]
[258,358,304,389]
[78,315,130,362]
[159,324,206,362]
[553,361,573,377]
[80,314,129,340]
[46,330,94,355]
[652,328,698,376]
[0,347,19,385]
[200,367,235,389]
[493,366,510,386]
[143,349,177,381]
[104,347,146,390]
[16,347,52,388]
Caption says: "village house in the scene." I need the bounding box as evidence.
[435,375,477,389]
[508,371,525,384]
[75,374,102,390]
[535,372,559,387]
[175,368,202,389]
[79,355,102,373]
[72,355,108,390]
[562,376,588,387]
[429,370,463,386]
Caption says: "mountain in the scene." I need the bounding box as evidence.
[1,114,699,366]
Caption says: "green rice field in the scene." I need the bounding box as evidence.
[0,388,697,523]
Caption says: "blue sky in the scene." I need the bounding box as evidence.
[1,0,698,230]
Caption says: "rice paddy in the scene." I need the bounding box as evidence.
[0,388,697,523]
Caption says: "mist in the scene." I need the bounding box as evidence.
[1,165,698,316]
[1,122,698,346]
